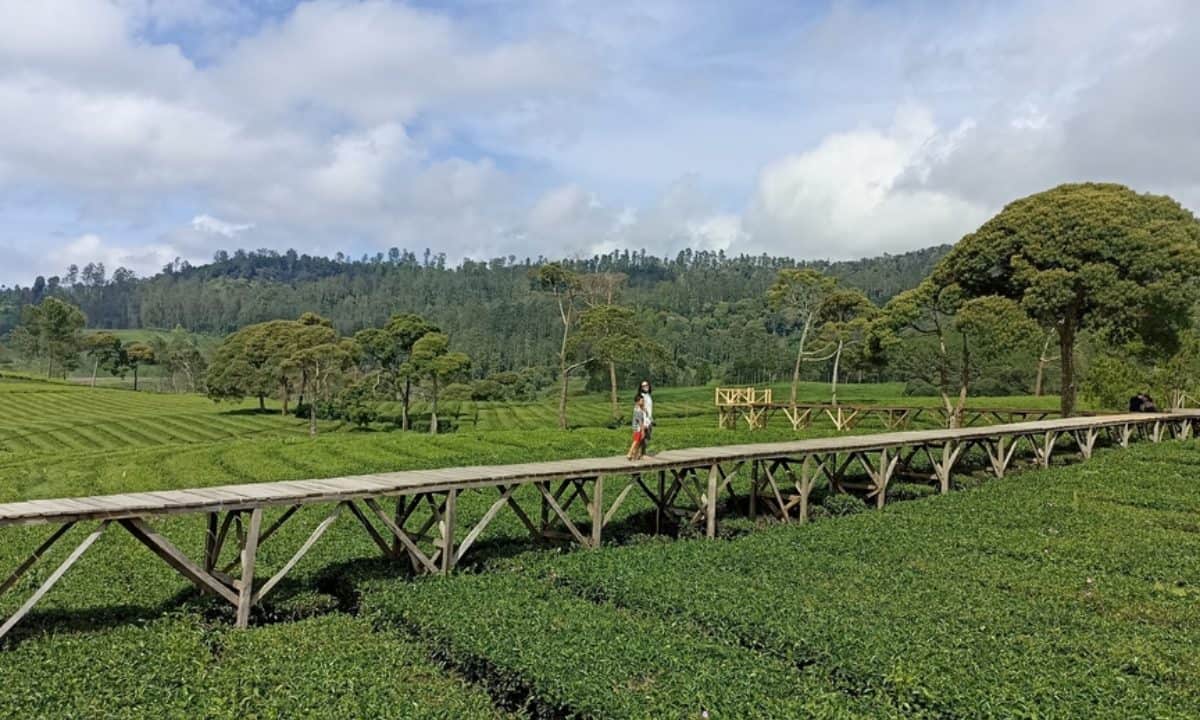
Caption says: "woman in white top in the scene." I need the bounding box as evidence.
[638,379,654,457]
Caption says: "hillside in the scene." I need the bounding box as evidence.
[0,246,950,382]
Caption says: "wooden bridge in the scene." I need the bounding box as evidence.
[1,411,1197,638]
[715,386,1073,431]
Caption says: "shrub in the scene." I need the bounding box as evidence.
[822,493,866,516]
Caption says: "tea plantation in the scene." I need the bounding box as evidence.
[0,376,1195,718]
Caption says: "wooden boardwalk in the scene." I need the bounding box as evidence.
[1,411,1197,638]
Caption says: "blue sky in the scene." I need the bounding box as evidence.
[1,0,1197,286]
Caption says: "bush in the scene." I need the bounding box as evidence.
[822,493,866,516]
[886,482,938,502]
[903,378,938,396]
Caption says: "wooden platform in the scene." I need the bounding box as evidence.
[1,411,1197,638]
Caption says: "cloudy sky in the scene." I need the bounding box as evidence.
[1,0,1197,286]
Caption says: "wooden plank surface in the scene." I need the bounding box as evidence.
[1,411,1196,527]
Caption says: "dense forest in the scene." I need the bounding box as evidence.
[0,246,948,385]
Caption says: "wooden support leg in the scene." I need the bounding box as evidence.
[589,476,604,548]
[798,456,814,523]
[236,508,262,629]
[253,503,343,604]
[748,461,759,520]
[1074,428,1099,460]
[706,464,719,538]
[656,471,665,534]
[0,521,109,642]
[203,513,218,573]
[364,498,438,575]
[439,490,457,574]
[0,522,75,599]
[120,517,237,605]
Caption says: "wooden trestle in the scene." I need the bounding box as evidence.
[718,400,1077,431]
[1,411,1196,637]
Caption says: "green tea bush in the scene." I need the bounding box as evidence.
[822,493,866,516]
[363,572,883,719]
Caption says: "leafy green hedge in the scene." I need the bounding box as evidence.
[362,572,890,719]
[0,614,510,719]
[534,442,1200,718]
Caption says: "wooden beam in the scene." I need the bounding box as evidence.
[456,484,518,562]
[0,521,109,641]
[119,517,237,605]
[439,490,457,574]
[363,498,438,575]
[253,503,343,604]
[0,522,75,599]
[706,464,719,538]
[535,482,587,547]
[235,508,262,629]
[344,499,393,557]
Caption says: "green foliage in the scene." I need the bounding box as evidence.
[821,493,866,516]
[364,573,874,718]
[13,297,87,378]
[934,182,1200,415]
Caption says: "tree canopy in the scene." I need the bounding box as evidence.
[933,182,1200,415]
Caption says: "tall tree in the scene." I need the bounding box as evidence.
[533,263,584,429]
[767,269,837,407]
[83,332,125,388]
[15,298,86,378]
[407,332,470,434]
[815,289,877,405]
[934,183,1200,416]
[124,342,156,391]
[575,304,664,420]
[286,340,354,436]
[355,313,438,430]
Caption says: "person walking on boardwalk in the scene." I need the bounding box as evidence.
[627,394,647,460]
[638,379,654,457]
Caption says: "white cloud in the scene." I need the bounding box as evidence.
[2,0,1199,286]
[745,105,990,258]
[191,214,253,237]
[48,233,180,277]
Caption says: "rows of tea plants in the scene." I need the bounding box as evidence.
[0,613,512,718]
[524,442,1200,718]
[362,572,888,718]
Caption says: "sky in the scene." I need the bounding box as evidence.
[1,0,1198,286]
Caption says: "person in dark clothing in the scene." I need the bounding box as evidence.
[1129,393,1159,412]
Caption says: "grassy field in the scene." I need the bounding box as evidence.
[0,378,1193,717]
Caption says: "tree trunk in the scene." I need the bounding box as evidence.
[955,334,969,428]
[1034,333,1054,396]
[430,377,439,435]
[401,378,411,431]
[557,309,570,430]
[557,367,569,430]
[91,359,98,388]
[830,341,843,406]
[1058,321,1076,417]
[258,395,265,411]
[790,321,811,407]
[309,401,317,437]
[133,365,139,391]
[608,360,619,421]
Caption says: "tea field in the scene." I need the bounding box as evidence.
[0,377,1194,718]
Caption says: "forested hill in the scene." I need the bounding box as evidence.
[1,245,948,380]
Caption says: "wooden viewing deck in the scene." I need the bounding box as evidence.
[714,385,1078,430]
[1,411,1197,638]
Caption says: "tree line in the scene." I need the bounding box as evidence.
[4,183,1198,423]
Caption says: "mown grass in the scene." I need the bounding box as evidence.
[0,377,1191,718]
